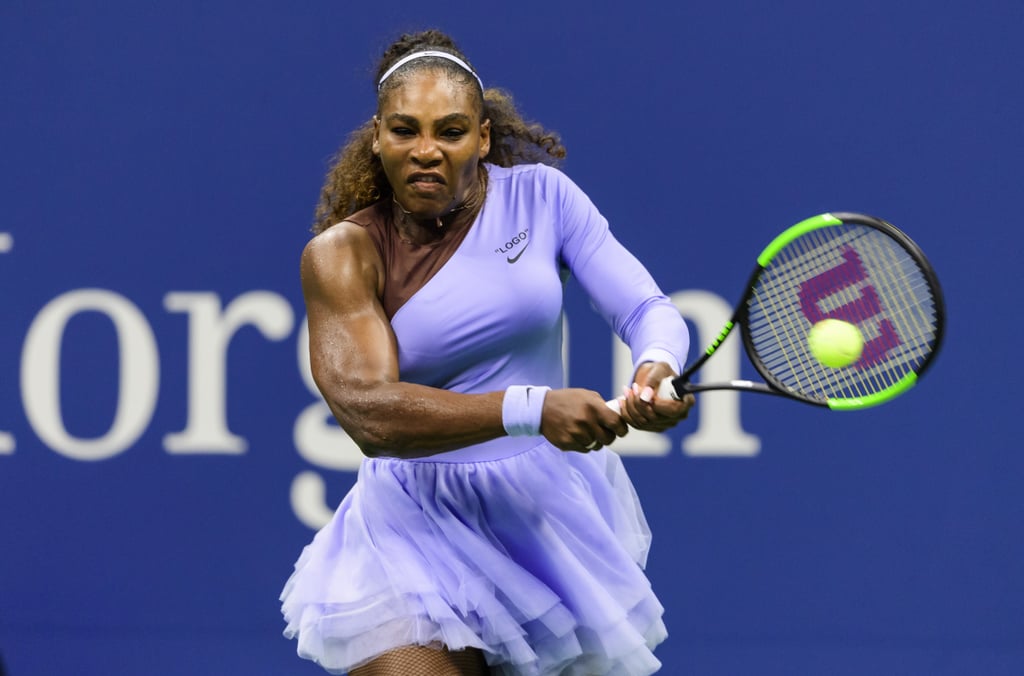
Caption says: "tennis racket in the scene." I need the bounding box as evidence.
[622,212,945,411]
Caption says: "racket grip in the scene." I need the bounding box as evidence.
[604,378,681,413]
[658,377,681,400]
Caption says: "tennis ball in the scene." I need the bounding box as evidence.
[807,319,864,368]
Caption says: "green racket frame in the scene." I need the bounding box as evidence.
[668,212,946,410]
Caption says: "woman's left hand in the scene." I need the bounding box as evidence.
[614,361,695,432]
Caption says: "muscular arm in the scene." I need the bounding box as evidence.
[301,223,507,458]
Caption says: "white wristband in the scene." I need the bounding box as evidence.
[502,385,550,436]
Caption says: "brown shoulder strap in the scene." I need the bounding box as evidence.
[346,203,472,320]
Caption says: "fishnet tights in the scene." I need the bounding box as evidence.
[349,645,490,676]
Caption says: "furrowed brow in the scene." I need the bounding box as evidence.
[434,113,473,127]
[384,113,420,127]
[384,112,474,130]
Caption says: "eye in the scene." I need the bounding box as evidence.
[442,128,467,139]
[390,126,415,137]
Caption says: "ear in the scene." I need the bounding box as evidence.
[371,115,381,156]
[478,118,491,159]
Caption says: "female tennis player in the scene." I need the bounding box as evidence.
[280,29,695,675]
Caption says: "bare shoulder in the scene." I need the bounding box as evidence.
[301,221,375,268]
[300,221,383,297]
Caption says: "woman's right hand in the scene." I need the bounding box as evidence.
[539,388,630,453]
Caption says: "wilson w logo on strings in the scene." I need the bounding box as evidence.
[797,245,902,369]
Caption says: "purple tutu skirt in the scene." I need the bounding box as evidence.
[279,437,667,675]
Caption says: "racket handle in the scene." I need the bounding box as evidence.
[605,377,681,413]
[658,377,681,400]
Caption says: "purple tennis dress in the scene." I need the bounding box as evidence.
[280,164,689,675]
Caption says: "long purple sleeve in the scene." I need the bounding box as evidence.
[549,167,690,374]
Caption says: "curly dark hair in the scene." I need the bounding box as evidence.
[311,29,567,234]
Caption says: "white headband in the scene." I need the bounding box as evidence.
[377,50,483,91]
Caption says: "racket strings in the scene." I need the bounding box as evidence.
[746,224,940,403]
[862,235,933,392]
[782,230,935,397]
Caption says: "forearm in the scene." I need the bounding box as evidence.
[323,382,507,458]
[618,295,689,373]
[575,241,689,372]
[550,166,689,371]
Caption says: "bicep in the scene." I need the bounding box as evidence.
[301,225,397,403]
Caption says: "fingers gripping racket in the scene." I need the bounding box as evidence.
[639,212,945,410]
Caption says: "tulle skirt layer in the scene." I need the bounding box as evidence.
[280,441,667,675]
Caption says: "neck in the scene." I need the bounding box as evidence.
[392,194,457,230]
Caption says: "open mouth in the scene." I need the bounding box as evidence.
[407,172,446,186]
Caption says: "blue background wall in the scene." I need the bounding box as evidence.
[2,1,1021,674]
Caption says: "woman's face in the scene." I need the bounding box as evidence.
[373,70,491,219]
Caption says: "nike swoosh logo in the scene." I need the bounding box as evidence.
[506,240,531,263]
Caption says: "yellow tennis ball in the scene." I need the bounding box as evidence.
[808,319,864,368]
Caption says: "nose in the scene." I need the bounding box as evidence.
[411,134,442,166]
